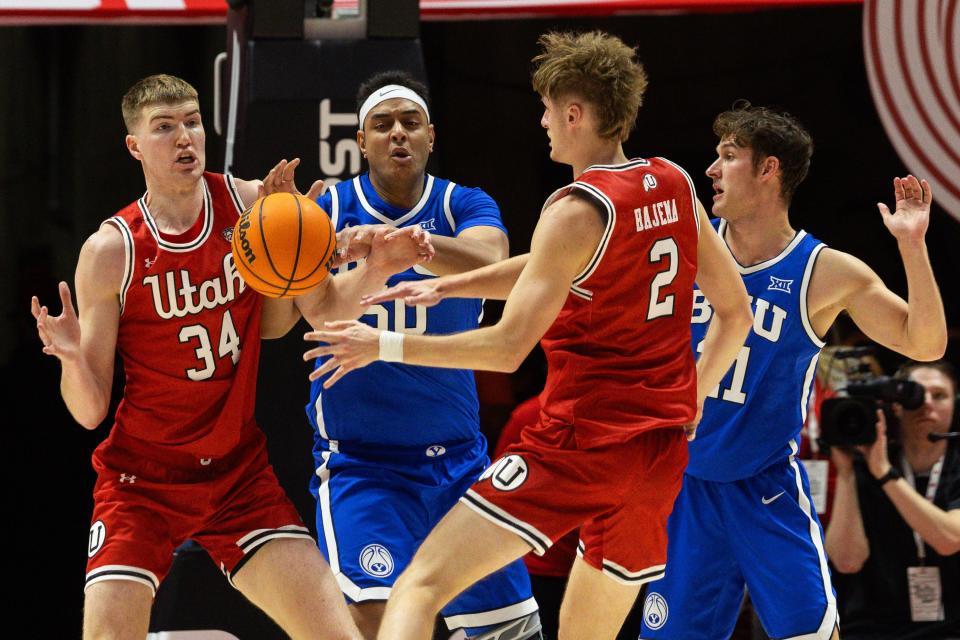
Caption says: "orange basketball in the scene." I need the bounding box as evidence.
[231,192,336,298]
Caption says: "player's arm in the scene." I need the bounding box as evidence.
[424,226,509,276]
[31,226,123,429]
[305,193,603,384]
[824,447,872,573]
[857,411,960,556]
[808,176,946,361]
[692,201,753,414]
[361,253,530,308]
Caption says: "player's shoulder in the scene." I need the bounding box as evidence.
[78,223,127,289]
[808,246,878,305]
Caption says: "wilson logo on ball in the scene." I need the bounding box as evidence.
[236,214,256,264]
[230,193,335,298]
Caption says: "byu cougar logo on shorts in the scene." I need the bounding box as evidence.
[88,520,106,558]
[480,454,529,492]
[359,544,394,578]
[643,592,669,630]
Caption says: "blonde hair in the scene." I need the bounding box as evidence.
[532,31,648,142]
[122,74,199,132]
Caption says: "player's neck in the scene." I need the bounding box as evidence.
[368,171,424,210]
[143,176,205,234]
[570,140,627,178]
[901,430,947,474]
[722,207,795,266]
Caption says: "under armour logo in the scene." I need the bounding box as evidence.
[144,257,156,269]
[767,276,793,294]
[120,474,136,484]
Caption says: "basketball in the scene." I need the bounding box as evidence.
[231,192,336,298]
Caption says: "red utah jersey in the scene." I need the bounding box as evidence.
[538,158,700,448]
[103,172,262,458]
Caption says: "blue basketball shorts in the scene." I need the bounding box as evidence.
[311,436,537,635]
[640,455,838,640]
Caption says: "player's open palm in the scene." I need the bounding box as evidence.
[304,320,380,387]
[31,281,81,363]
[258,158,325,201]
[878,175,932,243]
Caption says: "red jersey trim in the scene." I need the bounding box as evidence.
[224,174,246,215]
[137,178,213,252]
[656,157,701,235]
[580,158,651,172]
[103,217,135,316]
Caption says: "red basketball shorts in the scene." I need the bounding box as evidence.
[84,429,311,595]
[462,423,687,586]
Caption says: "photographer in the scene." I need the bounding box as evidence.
[826,360,960,639]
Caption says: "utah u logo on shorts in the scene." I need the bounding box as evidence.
[88,520,106,558]
[480,454,529,492]
[643,592,669,630]
[359,544,394,578]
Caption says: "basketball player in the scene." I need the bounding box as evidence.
[305,32,753,640]
[290,70,540,640]
[29,74,430,640]
[636,105,947,639]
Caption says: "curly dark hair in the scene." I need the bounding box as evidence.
[356,70,431,118]
[713,101,813,203]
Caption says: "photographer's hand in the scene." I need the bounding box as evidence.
[858,409,892,479]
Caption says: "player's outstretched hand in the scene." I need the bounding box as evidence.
[31,281,81,363]
[361,279,446,308]
[304,320,381,388]
[331,224,386,266]
[366,226,434,275]
[258,158,325,202]
[878,175,932,243]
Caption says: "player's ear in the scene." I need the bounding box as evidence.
[125,134,142,161]
[760,155,780,179]
[357,129,367,159]
[427,123,435,153]
[567,102,582,126]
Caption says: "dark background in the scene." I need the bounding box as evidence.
[5,4,959,636]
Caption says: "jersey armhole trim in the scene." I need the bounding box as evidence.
[800,243,828,348]
[443,182,457,233]
[569,181,616,293]
[103,217,135,316]
[329,184,341,230]
[656,157,700,235]
[224,173,246,215]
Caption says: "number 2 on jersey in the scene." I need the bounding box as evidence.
[647,237,678,320]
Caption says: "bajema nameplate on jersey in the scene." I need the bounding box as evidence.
[633,198,679,232]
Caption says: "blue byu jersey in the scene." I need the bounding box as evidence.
[687,219,826,482]
[307,173,506,450]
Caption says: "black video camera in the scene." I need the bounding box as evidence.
[821,373,925,446]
